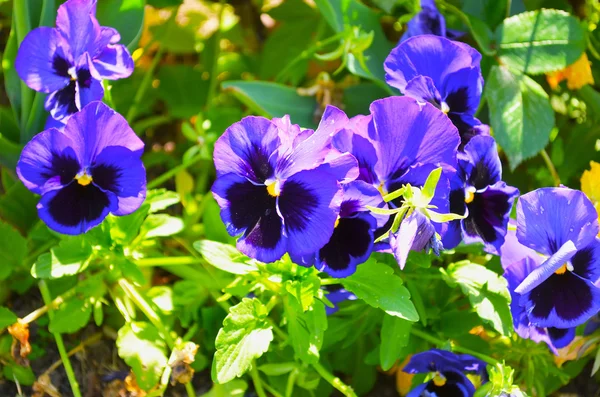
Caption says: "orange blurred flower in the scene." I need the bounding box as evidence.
[547,53,594,90]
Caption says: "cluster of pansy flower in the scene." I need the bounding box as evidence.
[212,31,520,279]
[15,0,145,235]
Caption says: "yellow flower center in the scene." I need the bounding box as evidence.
[266,180,281,197]
[377,181,387,196]
[441,102,450,114]
[432,372,446,387]
[75,173,93,186]
[334,216,340,228]
[555,263,568,275]
[465,189,475,204]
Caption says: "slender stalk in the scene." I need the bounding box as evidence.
[410,327,499,365]
[263,381,285,397]
[13,0,32,134]
[206,0,225,106]
[126,46,165,123]
[43,333,103,376]
[311,361,357,397]
[505,0,512,19]
[250,362,268,397]
[39,281,82,397]
[147,152,206,189]
[20,284,78,325]
[540,149,561,187]
[285,369,298,397]
[135,256,204,267]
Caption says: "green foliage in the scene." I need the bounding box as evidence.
[212,298,273,384]
[31,236,93,279]
[379,314,411,371]
[0,220,27,280]
[0,307,17,330]
[96,0,145,49]
[194,240,257,274]
[342,260,419,321]
[486,65,555,169]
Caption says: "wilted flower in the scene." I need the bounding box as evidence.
[15,0,134,121]
[333,96,460,268]
[443,135,519,252]
[384,35,487,147]
[512,188,600,329]
[403,349,486,397]
[402,0,462,42]
[17,102,146,235]
[212,107,357,263]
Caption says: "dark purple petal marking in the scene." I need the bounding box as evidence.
[42,150,81,185]
[318,217,372,274]
[547,327,576,349]
[278,180,319,231]
[424,371,474,397]
[52,55,72,77]
[445,87,470,114]
[46,182,111,228]
[463,189,511,244]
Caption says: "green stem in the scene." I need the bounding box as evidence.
[126,46,165,123]
[410,327,499,365]
[320,278,342,286]
[135,256,204,267]
[118,279,175,346]
[263,381,285,397]
[276,32,347,83]
[206,0,225,106]
[20,284,78,324]
[285,369,298,397]
[250,362,268,397]
[505,0,512,19]
[13,0,32,134]
[311,361,357,397]
[540,149,560,187]
[147,152,206,189]
[39,281,82,397]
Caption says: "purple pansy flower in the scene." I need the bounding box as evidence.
[333,97,460,269]
[17,101,146,235]
[293,180,385,278]
[402,0,462,42]
[403,349,486,397]
[442,135,519,253]
[15,0,134,121]
[384,35,487,148]
[211,106,358,263]
[511,188,600,330]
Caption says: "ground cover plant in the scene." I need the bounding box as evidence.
[1,0,600,396]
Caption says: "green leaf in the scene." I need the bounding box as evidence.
[2,361,36,386]
[116,258,147,286]
[140,214,184,238]
[3,29,21,127]
[342,260,419,322]
[0,133,22,170]
[96,0,145,50]
[117,322,168,391]
[495,9,586,74]
[0,181,38,233]
[485,65,554,169]
[0,220,27,280]
[379,314,411,371]
[258,362,296,376]
[31,236,93,279]
[284,294,327,364]
[443,261,513,336]
[49,299,93,334]
[222,81,318,129]
[314,0,393,82]
[193,240,257,275]
[110,204,150,244]
[420,167,442,206]
[0,307,17,330]
[212,298,273,384]
[147,0,183,8]
[342,83,389,117]
[158,65,209,119]
[145,189,180,213]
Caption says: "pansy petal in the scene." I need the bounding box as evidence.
[547,327,576,349]
[213,116,280,182]
[277,105,349,179]
[584,314,600,335]
[463,135,502,189]
[404,75,442,105]
[390,210,435,269]
[401,0,446,41]
[515,240,578,295]
[332,115,378,184]
[76,77,104,110]
[459,122,490,150]
[523,271,600,328]
[406,383,428,397]
[37,182,117,235]
[324,288,356,315]
[340,181,386,224]
[317,214,375,278]
[56,0,97,59]
[63,102,144,166]
[384,35,475,92]
[91,146,146,216]
[441,67,482,117]
[45,81,78,120]
[570,238,600,284]
[279,167,343,257]
[212,173,286,262]
[369,97,459,181]
[441,219,463,250]
[17,128,81,195]
[462,182,519,253]
[93,44,134,80]
[517,187,599,255]
[15,27,71,93]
